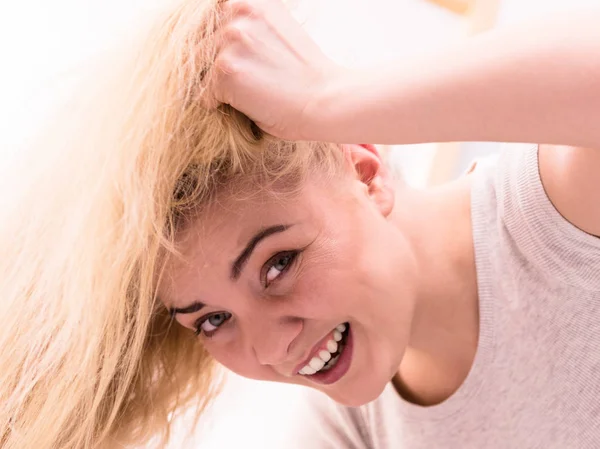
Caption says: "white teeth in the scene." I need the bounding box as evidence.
[303,366,317,375]
[309,357,325,371]
[333,330,342,342]
[319,350,332,362]
[326,339,338,353]
[299,324,349,376]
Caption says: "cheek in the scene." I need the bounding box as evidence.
[205,341,249,373]
[292,232,375,313]
[290,263,351,319]
[322,227,415,328]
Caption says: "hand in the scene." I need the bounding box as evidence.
[209,0,342,141]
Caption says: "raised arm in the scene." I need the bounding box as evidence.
[212,2,600,148]
[318,9,600,147]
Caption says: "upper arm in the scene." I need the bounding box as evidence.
[538,145,600,237]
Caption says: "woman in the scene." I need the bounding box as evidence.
[1,0,599,447]
[205,2,600,448]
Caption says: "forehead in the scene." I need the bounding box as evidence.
[186,181,323,247]
[159,178,347,304]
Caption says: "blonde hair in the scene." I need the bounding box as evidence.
[0,0,344,448]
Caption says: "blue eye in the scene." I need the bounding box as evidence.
[264,251,298,287]
[195,312,231,337]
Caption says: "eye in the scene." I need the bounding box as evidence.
[263,250,298,287]
[195,312,232,337]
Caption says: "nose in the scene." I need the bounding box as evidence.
[249,316,303,367]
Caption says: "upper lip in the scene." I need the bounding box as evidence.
[292,328,336,375]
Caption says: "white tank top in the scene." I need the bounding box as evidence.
[289,144,600,449]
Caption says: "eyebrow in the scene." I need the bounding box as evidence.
[170,301,205,316]
[231,224,291,281]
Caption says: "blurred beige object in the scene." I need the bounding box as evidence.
[427,142,462,185]
[425,0,473,15]
[466,0,502,34]
[427,0,502,186]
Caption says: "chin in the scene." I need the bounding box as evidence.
[323,364,393,407]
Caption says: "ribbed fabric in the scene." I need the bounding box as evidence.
[291,145,600,449]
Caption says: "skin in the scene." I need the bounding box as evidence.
[160,145,479,407]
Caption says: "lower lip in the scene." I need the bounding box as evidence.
[304,325,354,385]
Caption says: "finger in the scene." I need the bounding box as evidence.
[199,0,260,110]
[197,60,227,110]
[202,68,228,110]
[200,29,243,109]
[196,18,237,109]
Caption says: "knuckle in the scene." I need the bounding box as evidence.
[215,54,239,76]
[223,23,245,43]
[226,0,259,19]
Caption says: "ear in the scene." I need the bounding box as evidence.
[346,144,395,217]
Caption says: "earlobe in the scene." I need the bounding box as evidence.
[368,171,395,217]
[347,144,395,218]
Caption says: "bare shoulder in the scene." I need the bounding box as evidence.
[538,145,600,237]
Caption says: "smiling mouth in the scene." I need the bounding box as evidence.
[297,323,350,376]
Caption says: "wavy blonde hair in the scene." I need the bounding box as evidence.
[0,0,344,448]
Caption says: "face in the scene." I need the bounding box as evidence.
[159,146,419,406]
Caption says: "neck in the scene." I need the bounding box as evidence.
[391,175,480,406]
